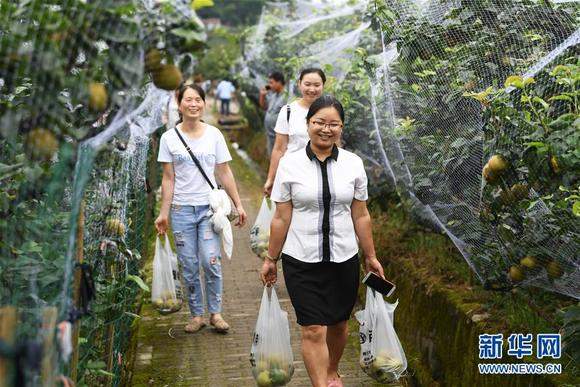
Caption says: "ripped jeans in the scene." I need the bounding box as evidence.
[170,204,222,316]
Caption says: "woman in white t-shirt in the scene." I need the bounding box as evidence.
[263,68,326,196]
[155,84,247,334]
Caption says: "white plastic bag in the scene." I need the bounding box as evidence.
[355,288,407,384]
[169,240,183,301]
[250,287,294,386]
[250,198,274,259]
[208,188,233,259]
[151,235,182,314]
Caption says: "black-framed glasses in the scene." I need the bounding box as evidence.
[310,120,342,130]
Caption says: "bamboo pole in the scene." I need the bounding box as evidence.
[70,199,85,382]
[41,307,58,387]
[0,306,17,387]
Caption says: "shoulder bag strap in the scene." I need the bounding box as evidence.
[174,128,215,190]
[286,104,291,123]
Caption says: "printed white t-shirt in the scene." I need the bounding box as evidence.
[157,124,232,206]
[273,100,309,153]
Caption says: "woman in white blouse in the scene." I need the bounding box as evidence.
[263,68,326,196]
[260,95,385,387]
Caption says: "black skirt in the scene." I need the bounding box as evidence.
[281,253,359,326]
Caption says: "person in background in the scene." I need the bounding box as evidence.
[215,78,236,116]
[263,68,326,196]
[259,71,287,156]
[260,95,385,387]
[201,78,211,94]
[155,83,247,334]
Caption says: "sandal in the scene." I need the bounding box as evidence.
[184,318,206,333]
[210,316,230,333]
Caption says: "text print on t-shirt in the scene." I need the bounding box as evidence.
[173,152,216,165]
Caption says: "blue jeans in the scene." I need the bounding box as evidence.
[220,98,231,115]
[170,204,222,316]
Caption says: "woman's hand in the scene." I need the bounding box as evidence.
[263,179,273,197]
[260,259,277,286]
[235,205,247,227]
[155,214,169,235]
[365,256,385,279]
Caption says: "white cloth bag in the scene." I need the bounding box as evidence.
[208,188,233,259]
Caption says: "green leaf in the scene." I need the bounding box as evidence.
[549,95,573,102]
[504,75,524,89]
[532,96,549,110]
[124,311,141,319]
[573,201,580,217]
[170,27,205,43]
[21,241,42,254]
[549,113,576,130]
[95,369,115,377]
[463,86,493,102]
[126,274,149,292]
[550,65,570,76]
[86,360,107,370]
[524,141,547,151]
[523,77,535,86]
[192,0,214,10]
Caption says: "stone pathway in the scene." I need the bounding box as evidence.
[132,100,391,386]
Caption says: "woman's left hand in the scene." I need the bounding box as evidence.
[235,205,247,227]
[365,256,385,279]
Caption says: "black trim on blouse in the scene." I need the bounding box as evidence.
[305,141,339,162]
[305,141,338,262]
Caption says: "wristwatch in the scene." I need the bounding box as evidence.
[265,253,279,263]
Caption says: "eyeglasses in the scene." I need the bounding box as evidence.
[310,120,342,130]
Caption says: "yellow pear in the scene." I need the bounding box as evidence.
[145,49,163,72]
[546,261,563,279]
[508,265,525,282]
[520,256,538,270]
[89,82,108,112]
[152,64,183,90]
[25,128,59,161]
[487,155,508,174]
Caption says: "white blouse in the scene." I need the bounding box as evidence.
[271,143,368,263]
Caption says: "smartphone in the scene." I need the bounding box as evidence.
[362,272,396,297]
[265,85,271,90]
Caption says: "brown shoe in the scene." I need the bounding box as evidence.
[184,318,206,333]
[210,316,230,333]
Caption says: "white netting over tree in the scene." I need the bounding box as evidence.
[240,0,373,90]
[239,0,579,299]
[1,0,205,383]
